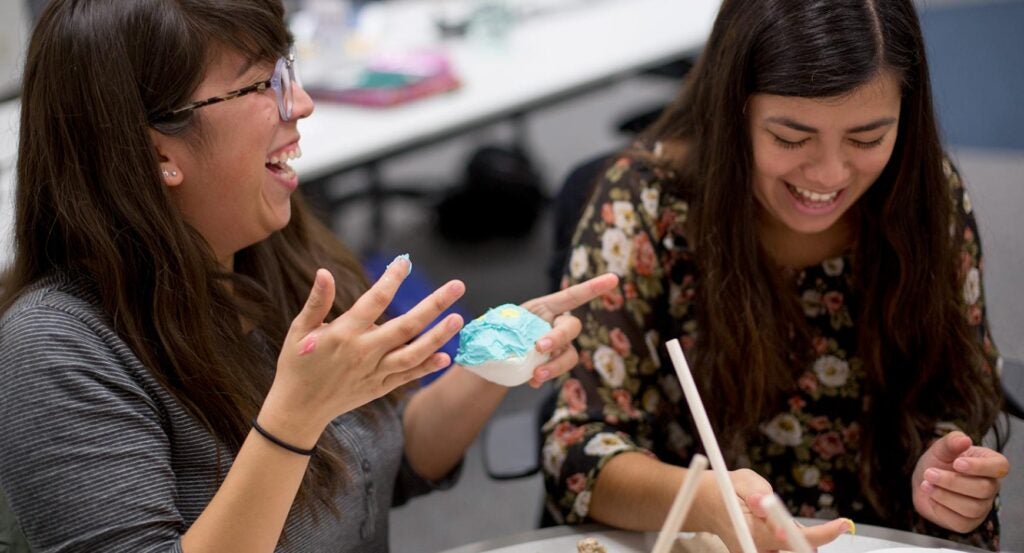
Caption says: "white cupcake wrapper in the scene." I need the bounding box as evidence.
[461,348,551,387]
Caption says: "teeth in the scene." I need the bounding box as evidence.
[265,146,302,166]
[789,184,838,203]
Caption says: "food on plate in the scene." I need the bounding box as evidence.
[576,536,608,553]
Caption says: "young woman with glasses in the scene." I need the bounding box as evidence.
[0,1,617,551]
[542,0,1010,550]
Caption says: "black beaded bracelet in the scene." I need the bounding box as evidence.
[251,418,316,456]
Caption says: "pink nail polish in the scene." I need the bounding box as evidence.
[300,337,317,356]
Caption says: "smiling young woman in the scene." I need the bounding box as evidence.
[542,0,1009,550]
[0,1,617,552]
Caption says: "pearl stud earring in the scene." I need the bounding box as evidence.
[162,170,178,178]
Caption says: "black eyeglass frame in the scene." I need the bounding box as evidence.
[149,54,298,124]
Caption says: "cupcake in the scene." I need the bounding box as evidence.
[455,303,551,387]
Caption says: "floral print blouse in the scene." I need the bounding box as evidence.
[542,147,1002,550]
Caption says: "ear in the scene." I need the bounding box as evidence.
[147,128,185,187]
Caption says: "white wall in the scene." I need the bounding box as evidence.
[0,0,27,269]
[0,0,30,99]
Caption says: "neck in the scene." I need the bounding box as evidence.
[759,211,855,269]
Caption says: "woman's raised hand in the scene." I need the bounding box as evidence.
[519,273,619,388]
[262,259,466,447]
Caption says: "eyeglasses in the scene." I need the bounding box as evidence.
[150,54,300,124]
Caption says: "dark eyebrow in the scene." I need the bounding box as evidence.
[846,117,898,133]
[765,116,897,134]
[766,117,817,133]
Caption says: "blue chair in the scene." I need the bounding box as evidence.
[361,252,468,385]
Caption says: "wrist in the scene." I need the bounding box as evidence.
[685,472,722,535]
[258,390,328,450]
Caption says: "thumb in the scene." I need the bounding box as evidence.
[803,517,855,547]
[930,431,973,465]
[291,269,335,336]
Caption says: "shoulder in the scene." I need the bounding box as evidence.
[1,273,114,344]
[583,141,692,242]
[941,155,975,224]
[0,274,150,399]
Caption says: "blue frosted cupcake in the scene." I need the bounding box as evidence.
[455,304,551,386]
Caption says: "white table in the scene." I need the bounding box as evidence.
[292,0,719,238]
[439,523,987,553]
[292,0,716,237]
[291,0,719,180]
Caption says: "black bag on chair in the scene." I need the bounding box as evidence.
[436,145,546,242]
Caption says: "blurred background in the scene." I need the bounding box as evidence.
[0,1,1020,551]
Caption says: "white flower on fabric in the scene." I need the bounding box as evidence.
[612,201,637,234]
[545,407,571,430]
[573,490,592,518]
[802,290,823,317]
[601,228,633,276]
[761,413,803,447]
[963,267,981,305]
[640,187,660,218]
[542,440,567,477]
[794,464,821,488]
[822,257,844,277]
[569,246,589,279]
[813,355,850,387]
[962,190,973,214]
[583,432,631,457]
[593,345,626,387]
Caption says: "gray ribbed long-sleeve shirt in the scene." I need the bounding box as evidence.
[0,273,451,552]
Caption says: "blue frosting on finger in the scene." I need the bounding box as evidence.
[455,304,551,366]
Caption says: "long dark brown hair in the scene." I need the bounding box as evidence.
[644,0,1003,517]
[1,0,368,515]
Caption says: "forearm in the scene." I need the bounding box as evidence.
[588,452,714,533]
[403,365,507,480]
[181,402,323,553]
